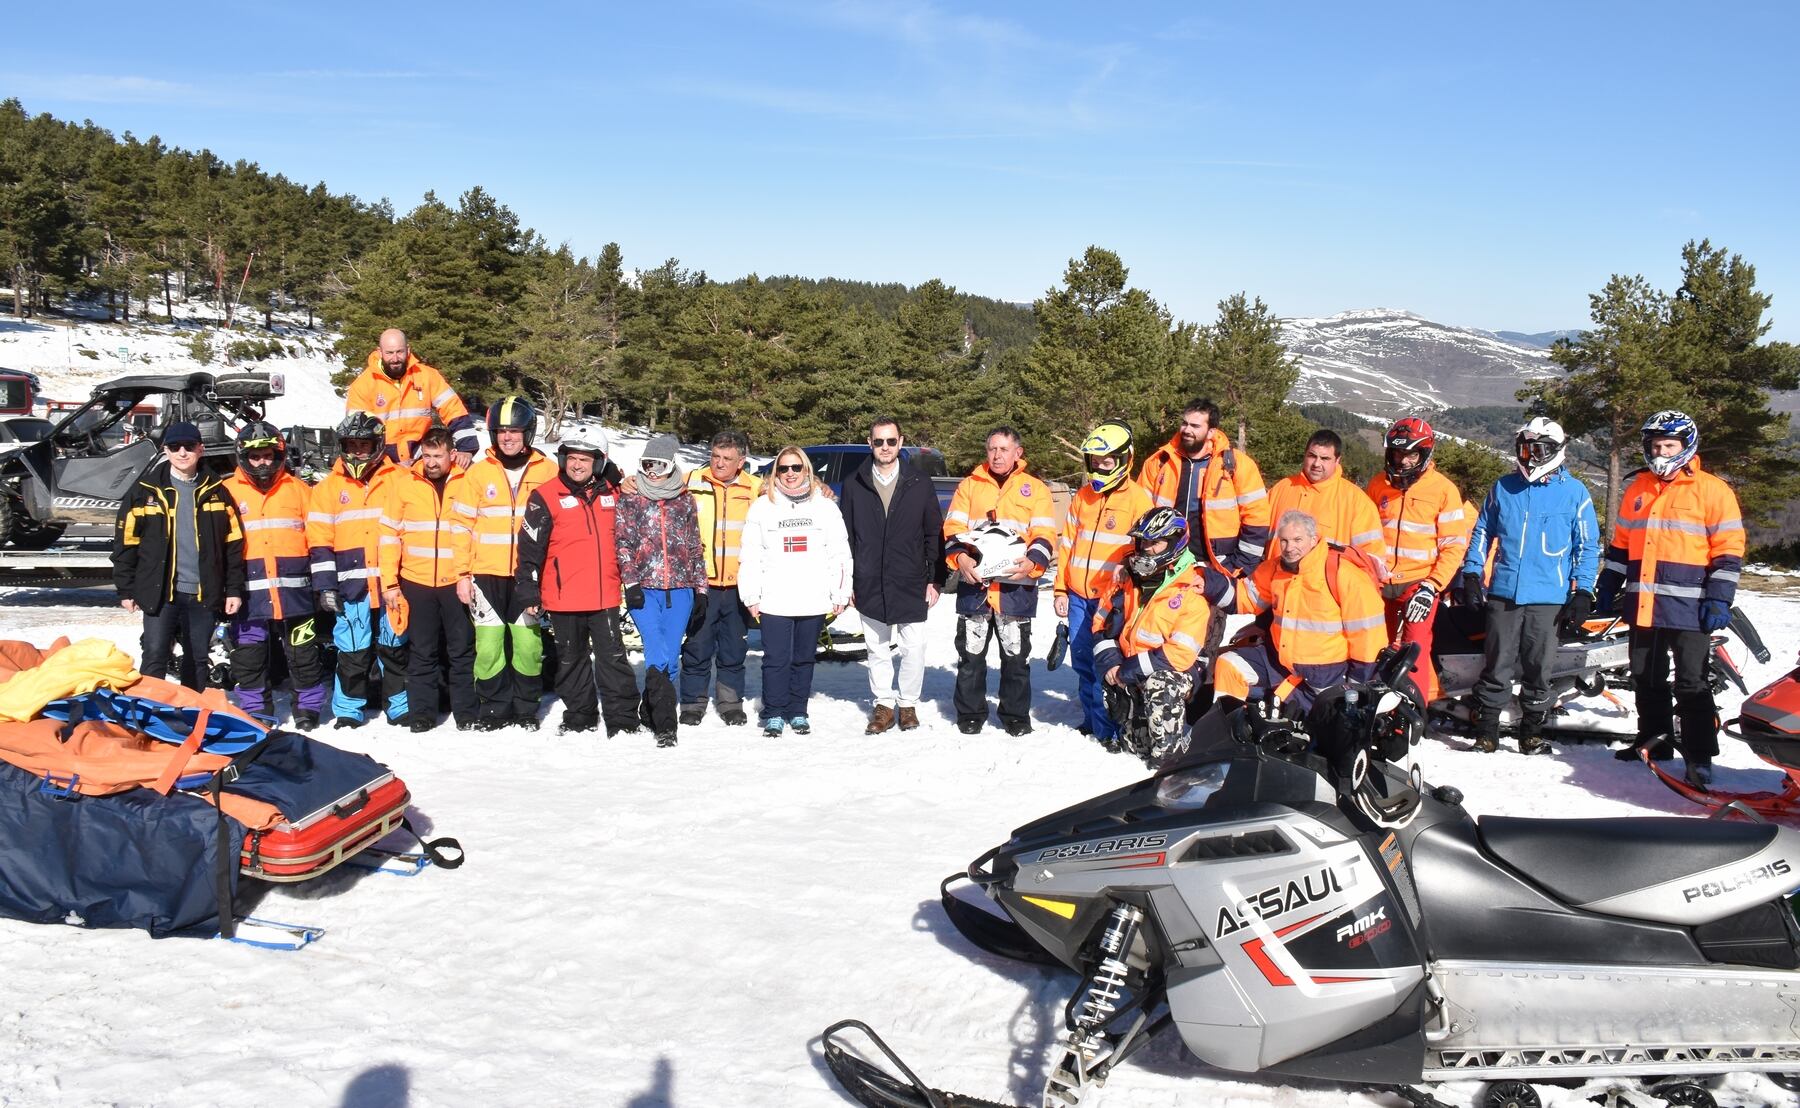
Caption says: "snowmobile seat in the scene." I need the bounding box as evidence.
[1477,816,1783,912]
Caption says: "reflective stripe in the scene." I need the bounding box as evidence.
[476,533,515,545]
[1711,569,1741,584]
[307,511,336,525]
[1626,581,1704,598]
[1238,488,1267,504]
[242,517,305,532]
[1436,508,1466,523]
[310,560,337,573]
[1168,631,1199,650]
[1067,556,1119,571]
[1204,497,1238,511]
[1350,529,1383,546]
[405,545,454,559]
[1133,629,1166,646]
[1093,638,1118,656]
[1397,519,1435,534]
[432,387,457,406]
[1136,652,1155,676]
[385,406,432,420]
[1708,518,1744,534]
[1239,541,1266,558]
[335,508,383,524]
[945,510,970,525]
[1343,613,1385,631]
[1029,516,1057,529]
[478,506,518,517]
[1395,549,1432,561]
[1242,578,1263,609]
[1603,559,1628,574]
[453,503,478,517]
[1644,518,1707,536]
[338,567,379,580]
[1437,535,1467,549]
[247,576,311,591]
[1275,615,1345,633]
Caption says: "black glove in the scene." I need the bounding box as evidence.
[685,590,709,636]
[625,584,646,610]
[319,589,341,614]
[1046,622,1069,671]
[1558,590,1594,631]
[1458,572,1485,609]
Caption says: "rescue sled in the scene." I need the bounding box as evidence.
[1427,604,1765,744]
[1648,662,1800,822]
[0,638,458,941]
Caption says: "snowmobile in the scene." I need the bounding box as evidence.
[823,644,1800,1108]
[1643,659,1800,823]
[1425,603,1768,746]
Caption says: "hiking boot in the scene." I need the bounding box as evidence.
[789,715,812,735]
[1685,760,1714,789]
[763,717,786,737]
[408,716,436,734]
[1003,718,1034,737]
[514,712,541,732]
[1518,710,1549,756]
[679,705,706,727]
[454,718,479,733]
[1474,709,1500,754]
[865,705,897,735]
[558,716,597,735]
[957,717,984,735]
[332,716,365,730]
[655,731,678,749]
[897,707,920,731]
[1617,736,1676,761]
[1519,734,1551,756]
[720,706,748,727]
[291,711,319,732]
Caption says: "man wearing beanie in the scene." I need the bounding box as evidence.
[615,434,707,747]
[114,421,246,689]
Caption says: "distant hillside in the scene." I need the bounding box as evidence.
[1282,309,1559,416]
[1494,328,1583,348]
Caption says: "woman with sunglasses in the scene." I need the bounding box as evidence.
[615,434,706,747]
[737,447,851,736]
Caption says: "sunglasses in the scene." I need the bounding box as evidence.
[870,437,899,447]
[775,463,806,474]
[165,443,199,453]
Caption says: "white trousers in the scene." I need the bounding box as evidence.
[861,616,927,707]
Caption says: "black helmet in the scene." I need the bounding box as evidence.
[235,420,287,487]
[335,412,386,481]
[1124,506,1190,583]
[487,395,536,451]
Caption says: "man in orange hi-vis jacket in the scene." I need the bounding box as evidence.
[345,328,479,468]
[1366,417,1470,703]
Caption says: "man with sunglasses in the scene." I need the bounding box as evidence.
[840,418,945,734]
[1458,416,1599,755]
[114,421,246,689]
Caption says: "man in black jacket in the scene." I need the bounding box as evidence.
[113,421,246,689]
[840,418,945,733]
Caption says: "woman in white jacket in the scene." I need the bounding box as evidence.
[739,446,851,736]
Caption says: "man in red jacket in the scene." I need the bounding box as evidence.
[517,430,639,736]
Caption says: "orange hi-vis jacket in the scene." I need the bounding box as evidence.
[1234,542,1388,689]
[1088,555,1214,680]
[222,469,314,622]
[1053,479,1155,602]
[1267,470,1389,577]
[379,461,471,589]
[1598,459,1746,632]
[944,461,1058,618]
[307,457,405,609]
[1366,466,1471,591]
[1136,428,1271,575]
[344,351,476,464]
[453,448,559,578]
[687,466,762,588]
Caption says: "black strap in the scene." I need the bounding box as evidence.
[401,817,465,870]
[210,772,236,940]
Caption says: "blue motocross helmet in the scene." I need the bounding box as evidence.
[1641,409,1698,479]
[1125,506,1189,583]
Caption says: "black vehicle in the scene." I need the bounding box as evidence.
[0,371,284,549]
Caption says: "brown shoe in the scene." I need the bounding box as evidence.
[865,704,897,734]
[897,706,920,731]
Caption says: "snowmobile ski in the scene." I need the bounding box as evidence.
[939,869,1060,967]
[822,1020,1022,1108]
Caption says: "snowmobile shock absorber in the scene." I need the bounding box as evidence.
[1044,904,1145,1108]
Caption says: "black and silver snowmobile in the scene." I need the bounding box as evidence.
[823,645,1800,1108]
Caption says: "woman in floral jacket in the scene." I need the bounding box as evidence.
[615,434,707,746]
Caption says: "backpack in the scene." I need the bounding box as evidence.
[1323,542,1385,606]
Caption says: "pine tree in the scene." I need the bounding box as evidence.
[510,245,602,435]
[1202,292,1301,452]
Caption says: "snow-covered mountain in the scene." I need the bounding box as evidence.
[1282,308,1561,417]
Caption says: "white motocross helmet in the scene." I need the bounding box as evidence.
[557,426,609,459]
[1514,416,1566,483]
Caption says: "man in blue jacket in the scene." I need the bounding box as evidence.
[1457,417,1599,755]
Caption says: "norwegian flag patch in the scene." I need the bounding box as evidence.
[783,535,809,554]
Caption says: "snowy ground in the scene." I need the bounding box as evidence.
[0,585,1797,1108]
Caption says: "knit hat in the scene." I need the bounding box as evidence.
[640,434,680,468]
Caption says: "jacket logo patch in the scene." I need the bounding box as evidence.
[783,535,809,554]
[1634,496,1643,510]
[560,496,578,509]
[487,484,498,499]
[339,491,351,504]
[600,495,615,508]
[1168,595,1182,609]
[1104,514,1115,529]
[238,501,250,513]
[374,395,387,408]
[1020,483,1033,496]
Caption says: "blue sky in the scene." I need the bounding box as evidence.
[8,2,1798,337]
